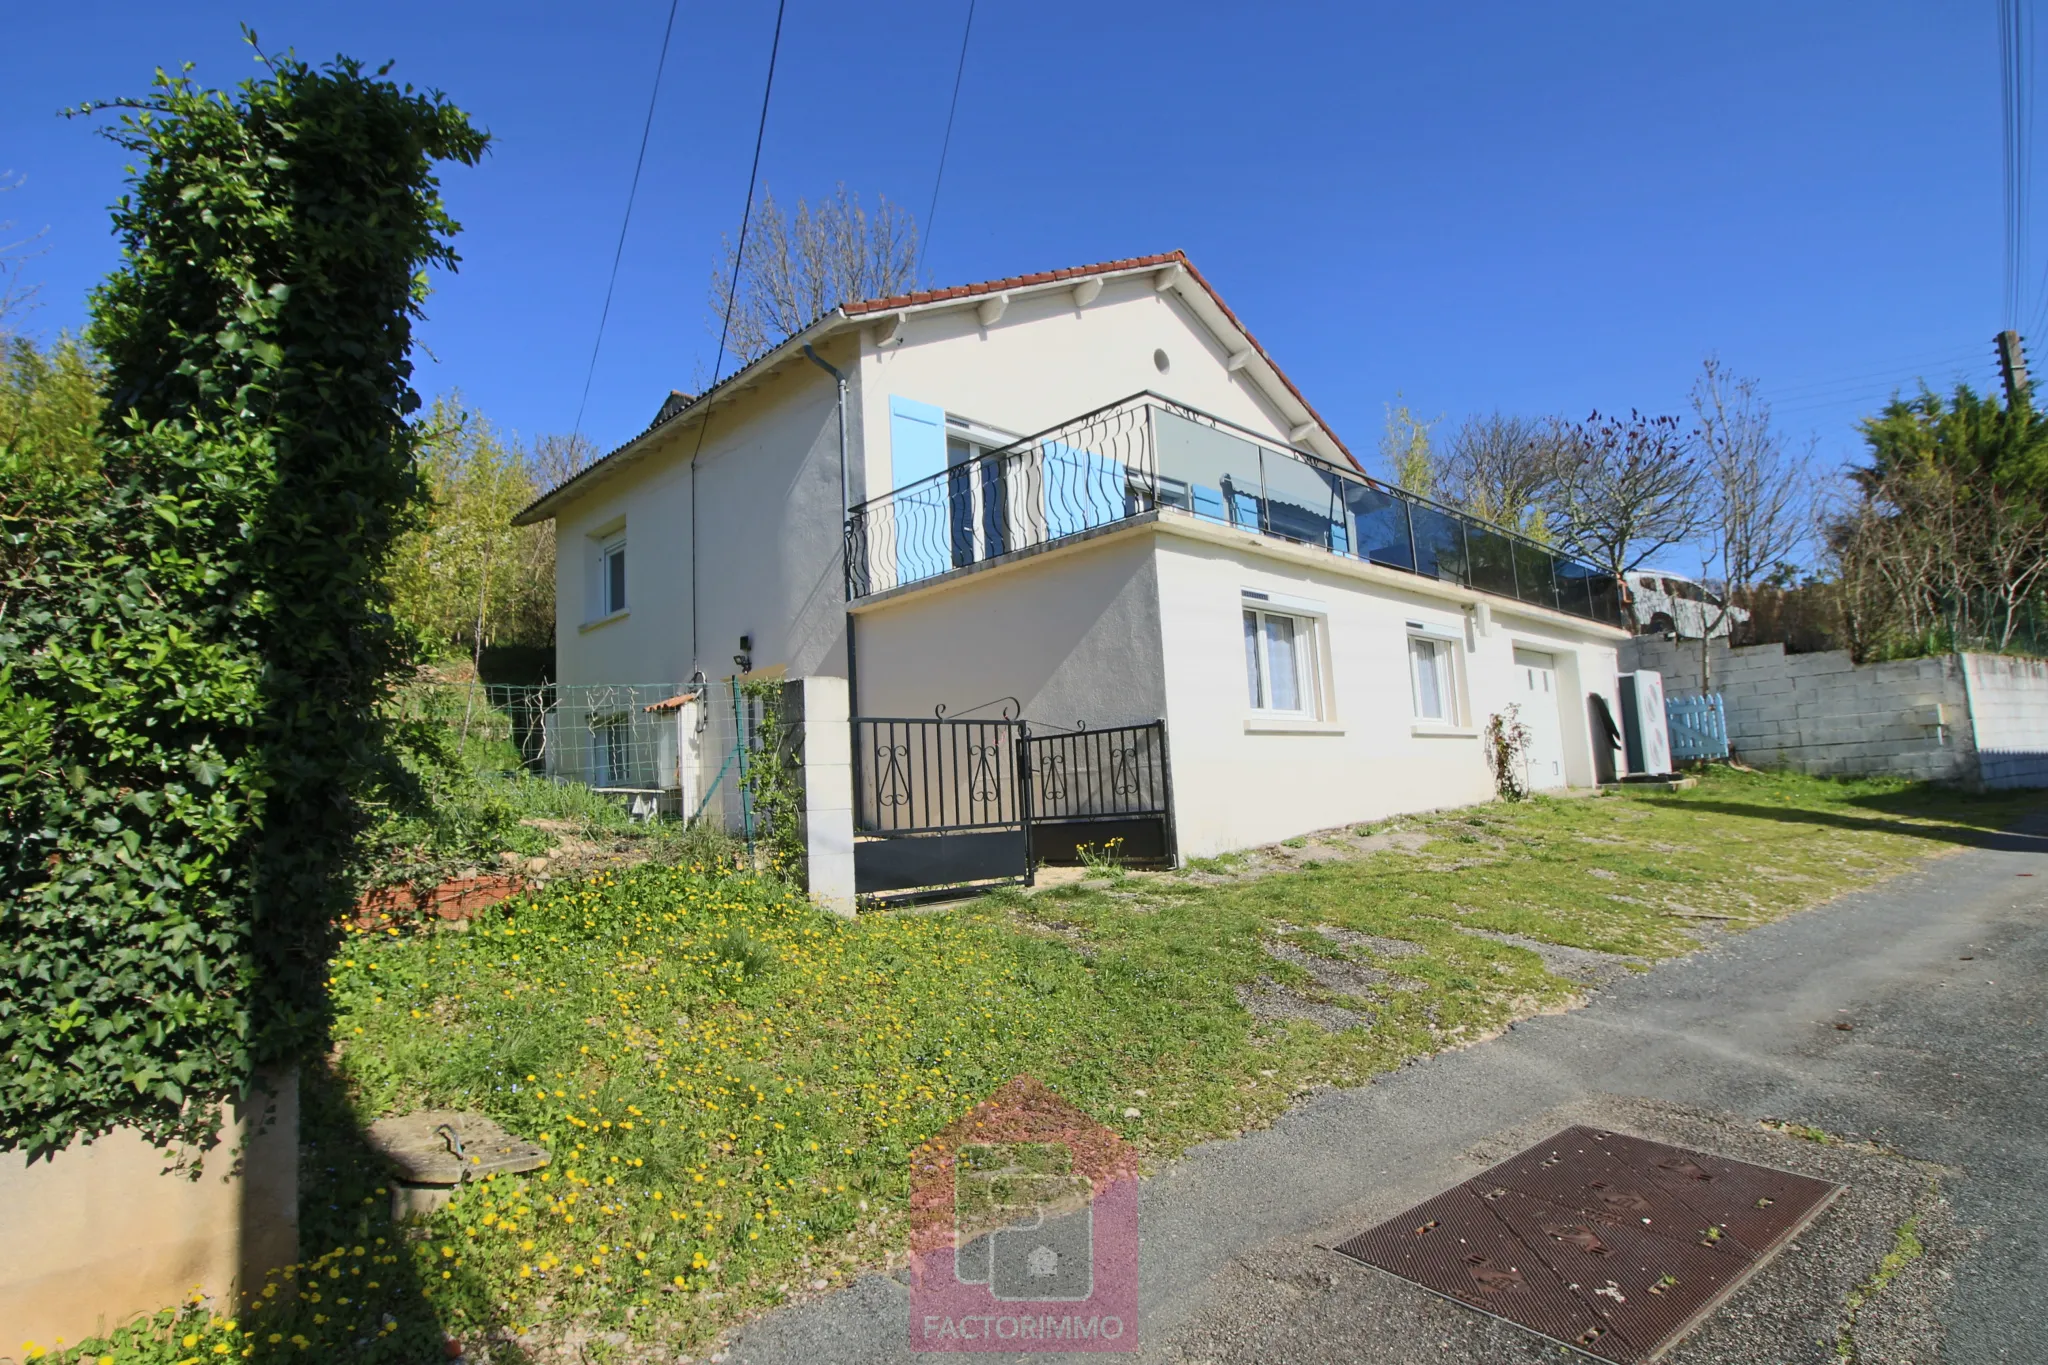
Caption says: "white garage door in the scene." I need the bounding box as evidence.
[1514,647,1568,790]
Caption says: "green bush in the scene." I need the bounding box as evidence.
[0,46,486,1156]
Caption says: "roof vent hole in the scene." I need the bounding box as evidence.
[1153,348,1170,373]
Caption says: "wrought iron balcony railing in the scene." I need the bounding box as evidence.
[844,392,1624,627]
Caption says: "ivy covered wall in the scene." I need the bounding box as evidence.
[0,48,487,1156]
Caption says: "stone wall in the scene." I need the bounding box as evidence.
[1961,653,2048,788]
[1618,637,1975,782]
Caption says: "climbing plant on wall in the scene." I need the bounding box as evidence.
[738,679,807,882]
[0,40,487,1156]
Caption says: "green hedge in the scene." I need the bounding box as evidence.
[0,45,486,1156]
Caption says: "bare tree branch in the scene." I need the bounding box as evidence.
[1688,357,1811,648]
[1440,411,1569,535]
[1550,410,1705,583]
[707,184,919,366]
[0,172,48,334]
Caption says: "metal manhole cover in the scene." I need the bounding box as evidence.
[1331,1127,1840,1363]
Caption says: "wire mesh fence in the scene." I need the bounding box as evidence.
[394,678,760,831]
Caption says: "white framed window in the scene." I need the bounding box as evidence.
[582,519,630,628]
[1408,633,1461,723]
[1244,607,1321,716]
[581,516,628,626]
[599,534,627,615]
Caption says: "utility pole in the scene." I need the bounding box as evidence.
[1997,329,2032,407]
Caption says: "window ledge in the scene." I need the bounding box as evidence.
[1245,715,1345,735]
[579,609,629,634]
[1411,722,1478,738]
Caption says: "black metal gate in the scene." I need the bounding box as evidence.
[850,715,1175,899]
[853,716,1026,896]
[1021,721,1175,869]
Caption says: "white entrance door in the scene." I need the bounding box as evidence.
[1513,647,1568,790]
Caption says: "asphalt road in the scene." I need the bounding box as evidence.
[727,810,2048,1365]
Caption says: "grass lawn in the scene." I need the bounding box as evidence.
[53,767,2041,1364]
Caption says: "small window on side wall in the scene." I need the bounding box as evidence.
[599,534,627,616]
[1244,608,1320,715]
[1408,634,1459,723]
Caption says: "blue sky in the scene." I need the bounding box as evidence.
[1,2,2012,487]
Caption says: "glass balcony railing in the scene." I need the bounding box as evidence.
[844,392,1624,627]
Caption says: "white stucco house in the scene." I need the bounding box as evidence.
[513,252,1630,900]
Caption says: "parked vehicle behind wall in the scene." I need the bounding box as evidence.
[1624,570,1751,640]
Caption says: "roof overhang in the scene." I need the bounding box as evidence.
[845,251,1358,471]
[513,250,1357,526]
[511,313,850,526]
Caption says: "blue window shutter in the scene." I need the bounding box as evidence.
[888,395,947,491]
[887,396,949,587]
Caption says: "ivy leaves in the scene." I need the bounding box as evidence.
[0,48,485,1157]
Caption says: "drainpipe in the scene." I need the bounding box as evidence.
[804,343,859,715]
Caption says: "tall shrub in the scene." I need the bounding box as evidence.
[385,395,557,656]
[0,48,486,1156]
[0,333,104,592]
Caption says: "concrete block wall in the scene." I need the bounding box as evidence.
[1961,653,2048,788]
[1619,637,1975,782]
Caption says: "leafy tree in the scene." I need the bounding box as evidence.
[1830,383,2048,656]
[387,395,560,657]
[1380,398,1440,498]
[0,43,486,1156]
[0,333,103,592]
[708,184,918,367]
[1857,382,2048,504]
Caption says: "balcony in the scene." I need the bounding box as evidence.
[844,392,1624,627]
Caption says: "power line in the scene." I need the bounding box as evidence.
[919,0,978,278]
[705,0,788,394]
[1759,345,1986,401]
[691,0,789,671]
[1771,369,1988,420]
[1772,363,1984,408]
[1760,355,1987,407]
[572,0,685,445]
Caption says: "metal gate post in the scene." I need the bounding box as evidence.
[1016,719,1035,887]
[731,678,754,859]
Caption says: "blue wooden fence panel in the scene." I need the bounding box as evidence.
[1666,693,1729,761]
